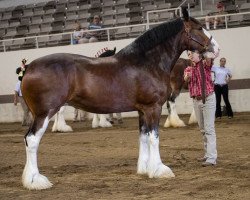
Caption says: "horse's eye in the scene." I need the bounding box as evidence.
[198,27,203,30]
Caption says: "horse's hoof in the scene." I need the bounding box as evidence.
[22,173,53,190]
[173,121,186,128]
[99,122,112,128]
[52,125,73,132]
[164,118,170,128]
[148,164,175,178]
[137,162,148,175]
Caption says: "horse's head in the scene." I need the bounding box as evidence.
[182,8,220,59]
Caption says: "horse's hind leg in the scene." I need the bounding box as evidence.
[92,114,112,128]
[188,107,198,124]
[52,106,73,132]
[99,114,112,127]
[164,100,186,128]
[22,116,52,190]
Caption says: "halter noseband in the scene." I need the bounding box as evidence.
[184,24,213,52]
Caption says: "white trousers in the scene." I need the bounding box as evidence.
[193,93,217,164]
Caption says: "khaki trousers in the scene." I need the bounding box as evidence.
[193,93,217,164]
[18,97,32,126]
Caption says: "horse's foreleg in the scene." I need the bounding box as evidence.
[137,108,175,178]
[22,117,53,190]
[137,112,149,175]
[52,106,73,132]
[164,101,186,128]
[147,129,175,178]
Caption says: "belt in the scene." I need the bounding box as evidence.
[193,92,213,101]
[215,84,227,87]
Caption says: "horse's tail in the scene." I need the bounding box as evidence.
[16,64,29,81]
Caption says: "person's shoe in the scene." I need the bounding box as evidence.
[228,116,233,119]
[202,162,215,167]
[197,157,207,162]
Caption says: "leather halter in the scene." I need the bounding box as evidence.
[184,24,213,53]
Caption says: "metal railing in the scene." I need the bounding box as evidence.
[0,8,250,52]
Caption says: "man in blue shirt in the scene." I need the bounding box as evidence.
[212,57,233,118]
[80,15,103,43]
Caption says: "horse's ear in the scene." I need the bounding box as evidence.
[182,7,189,21]
[113,47,116,53]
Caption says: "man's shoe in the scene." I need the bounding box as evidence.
[202,162,215,167]
[197,157,207,162]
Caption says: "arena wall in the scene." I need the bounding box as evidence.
[0,27,249,122]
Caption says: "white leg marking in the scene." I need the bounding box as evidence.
[167,102,186,128]
[22,117,53,190]
[52,112,58,132]
[92,114,99,128]
[99,114,112,128]
[137,134,149,174]
[52,106,73,132]
[203,28,220,59]
[188,108,198,124]
[147,130,175,178]
[164,117,171,128]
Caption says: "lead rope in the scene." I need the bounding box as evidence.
[200,60,206,104]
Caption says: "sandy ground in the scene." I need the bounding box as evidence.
[0,113,249,200]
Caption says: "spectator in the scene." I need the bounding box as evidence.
[205,2,227,30]
[79,15,103,43]
[184,51,217,167]
[14,80,32,126]
[72,22,84,44]
[212,57,233,119]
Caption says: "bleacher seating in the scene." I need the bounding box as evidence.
[0,0,249,52]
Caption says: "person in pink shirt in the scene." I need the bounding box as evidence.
[184,51,217,167]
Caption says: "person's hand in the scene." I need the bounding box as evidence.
[184,71,191,82]
[203,58,213,66]
[225,75,232,83]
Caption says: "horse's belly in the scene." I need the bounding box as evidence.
[68,97,135,114]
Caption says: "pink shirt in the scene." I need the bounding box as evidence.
[184,62,214,98]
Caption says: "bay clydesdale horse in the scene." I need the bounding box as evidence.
[21,8,219,190]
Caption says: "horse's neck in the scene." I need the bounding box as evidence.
[147,33,185,72]
[117,30,185,71]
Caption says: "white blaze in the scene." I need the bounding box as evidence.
[202,28,220,59]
